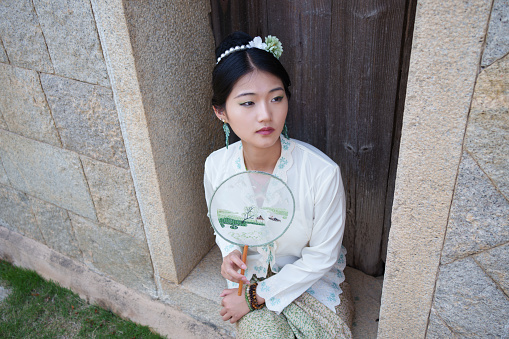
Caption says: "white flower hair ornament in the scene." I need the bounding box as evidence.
[216,35,283,64]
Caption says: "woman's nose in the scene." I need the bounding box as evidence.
[257,103,271,121]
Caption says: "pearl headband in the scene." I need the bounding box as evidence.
[216,35,283,64]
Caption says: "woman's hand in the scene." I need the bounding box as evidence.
[220,288,250,323]
[221,250,249,284]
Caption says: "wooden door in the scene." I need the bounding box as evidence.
[210,0,417,276]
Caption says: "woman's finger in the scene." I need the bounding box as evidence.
[227,269,249,284]
[229,253,246,270]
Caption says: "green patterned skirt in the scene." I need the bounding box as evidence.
[236,282,354,339]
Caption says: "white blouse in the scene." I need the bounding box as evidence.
[204,136,347,313]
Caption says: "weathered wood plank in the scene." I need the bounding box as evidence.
[267,0,332,151]
[328,0,407,275]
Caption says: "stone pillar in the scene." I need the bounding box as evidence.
[91,0,220,285]
[378,0,494,337]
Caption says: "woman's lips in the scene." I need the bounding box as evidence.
[256,127,275,135]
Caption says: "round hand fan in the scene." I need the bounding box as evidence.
[209,171,295,294]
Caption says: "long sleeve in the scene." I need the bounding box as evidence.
[204,156,241,260]
[257,166,346,313]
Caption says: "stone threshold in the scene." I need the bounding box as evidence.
[0,225,382,338]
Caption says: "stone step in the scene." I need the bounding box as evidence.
[181,246,383,338]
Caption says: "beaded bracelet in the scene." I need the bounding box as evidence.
[244,285,255,312]
[248,283,265,310]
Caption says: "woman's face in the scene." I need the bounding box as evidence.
[216,70,288,153]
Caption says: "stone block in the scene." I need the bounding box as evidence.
[40,73,128,168]
[0,0,54,72]
[474,242,509,296]
[466,55,509,198]
[32,0,109,86]
[378,0,493,336]
[0,130,96,220]
[29,196,81,261]
[180,245,225,305]
[426,307,454,339]
[432,257,509,337]
[0,64,60,146]
[344,266,384,339]
[441,153,509,264]
[0,184,44,242]
[92,0,180,284]
[481,0,509,67]
[122,0,218,283]
[71,213,155,295]
[81,157,144,240]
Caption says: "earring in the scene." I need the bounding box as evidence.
[222,120,230,149]
[282,122,289,139]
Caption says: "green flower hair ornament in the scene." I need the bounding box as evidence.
[216,35,284,64]
[265,35,283,59]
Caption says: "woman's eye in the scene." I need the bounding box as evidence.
[272,96,284,102]
[240,101,254,107]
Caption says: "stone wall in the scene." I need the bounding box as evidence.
[427,1,509,336]
[0,0,219,296]
[0,0,153,295]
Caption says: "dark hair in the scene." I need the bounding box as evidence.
[211,31,291,109]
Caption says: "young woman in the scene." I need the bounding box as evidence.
[204,31,353,338]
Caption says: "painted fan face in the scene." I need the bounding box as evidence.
[209,171,295,247]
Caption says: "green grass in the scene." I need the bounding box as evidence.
[0,260,164,338]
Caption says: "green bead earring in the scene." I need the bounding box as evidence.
[222,120,230,149]
[282,123,289,139]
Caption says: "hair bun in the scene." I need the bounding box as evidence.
[215,31,252,59]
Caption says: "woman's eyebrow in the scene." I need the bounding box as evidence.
[269,87,284,93]
[234,87,284,99]
[234,92,255,99]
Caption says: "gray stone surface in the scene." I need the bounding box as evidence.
[474,242,509,296]
[81,156,144,240]
[466,55,509,199]
[426,307,454,339]
[160,277,235,337]
[71,213,155,295]
[92,0,180,285]
[345,266,384,339]
[0,110,7,130]
[40,73,128,168]
[0,64,61,146]
[432,257,509,337]
[123,0,218,283]
[0,158,8,186]
[0,0,54,72]
[378,0,493,336]
[0,184,44,242]
[29,196,81,260]
[180,245,225,304]
[32,0,109,86]
[0,130,96,220]
[0,38,8,63]
[441,152,509,264]
[481,0,509,67]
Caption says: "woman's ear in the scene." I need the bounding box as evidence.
[213,106,227,123]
